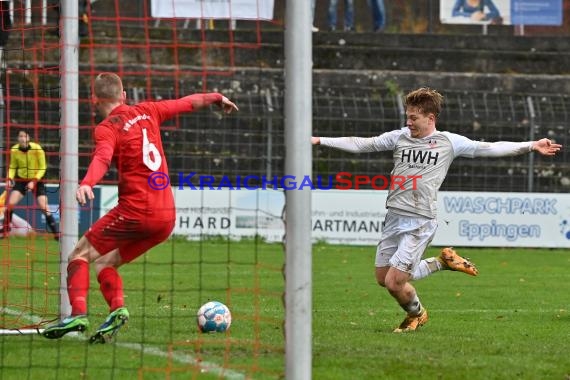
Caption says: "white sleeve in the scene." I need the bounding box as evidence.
[443,132,533,158]
[472,141,533,157]
[319,128,404,153]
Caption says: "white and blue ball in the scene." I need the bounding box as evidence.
[197,301,232,333]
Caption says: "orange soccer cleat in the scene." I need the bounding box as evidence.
[393,308,429,333]
[439,247,479,276]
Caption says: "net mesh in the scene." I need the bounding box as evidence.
[1,0,570,378]
[1,1,284,378]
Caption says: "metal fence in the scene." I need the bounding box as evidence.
[311,87,569,193]
[2,77,567,194]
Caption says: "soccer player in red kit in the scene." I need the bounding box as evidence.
[42,72,238,342]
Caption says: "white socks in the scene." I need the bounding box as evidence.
[410,257,443,281]
[400,293,423,316]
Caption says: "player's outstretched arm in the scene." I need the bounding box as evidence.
[311,129,402,153]
[312,136,378,152]
[154,93,239,122]
[76,185,95,206]
[471,138,562,158]
[184,93,238,113]
[532,138,562,156]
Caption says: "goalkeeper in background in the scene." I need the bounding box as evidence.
[2,129,59,240]
[313,87,562,333]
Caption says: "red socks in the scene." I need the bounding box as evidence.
[67,260,124,315]
[67,259,89,316]
[97,267,124,312]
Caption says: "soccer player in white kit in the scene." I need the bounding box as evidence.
[312,88,562,332]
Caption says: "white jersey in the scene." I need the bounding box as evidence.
[320,128,533,218]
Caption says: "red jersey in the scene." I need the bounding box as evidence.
[81,99,195,221]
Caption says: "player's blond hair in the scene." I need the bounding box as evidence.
[94,72,123,103]
[404,88,444,119]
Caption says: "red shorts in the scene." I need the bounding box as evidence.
[85,206,175,263]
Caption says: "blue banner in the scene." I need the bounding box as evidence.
[511,0,563,25]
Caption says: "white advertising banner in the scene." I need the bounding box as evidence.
[440,0,562,26]
[311,190,386,245]
[98,186,570,248]
[151,0,274,20]
[435,191,570,247]
[173,189,284,242]
[440,0,511,25]
[99,186,285,242]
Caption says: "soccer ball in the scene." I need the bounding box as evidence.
[196,301,232,333]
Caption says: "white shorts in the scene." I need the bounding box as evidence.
[375,211,438,274]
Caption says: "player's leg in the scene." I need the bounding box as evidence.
[382,214,436,332]
[410,248,478,280]
[43,208,127,339]
[91,215,140,314]
[384,267,428,332]
[88,217,174,343]
[88,250,129,344]
[42,236,103,339]
[66,235,108,314]
[82,210,138,343]
[94,250,124,311]
[374,213,427,331]
[410,256,443,280]
[36,184,59,239]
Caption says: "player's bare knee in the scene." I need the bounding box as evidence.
[94,250,122,274]
[384,279,403,295]
[69,236,97,262]
[384,273,407,294]
[94,259,120,274]
[69,244,90,262]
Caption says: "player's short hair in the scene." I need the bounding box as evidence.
[94,72,123,103]
[404,88,444,119]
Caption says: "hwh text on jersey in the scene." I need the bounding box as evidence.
[401,149,439,165]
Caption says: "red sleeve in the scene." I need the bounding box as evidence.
[80,125,116,187]
[148,93,223,124]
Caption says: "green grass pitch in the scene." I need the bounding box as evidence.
[1,237,569,379]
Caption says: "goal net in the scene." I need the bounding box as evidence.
[1,0,285,378]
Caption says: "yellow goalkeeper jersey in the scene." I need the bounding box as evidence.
[8,142,47,180]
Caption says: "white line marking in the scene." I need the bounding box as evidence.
[0,307,245,379]
[120,342,245,379]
